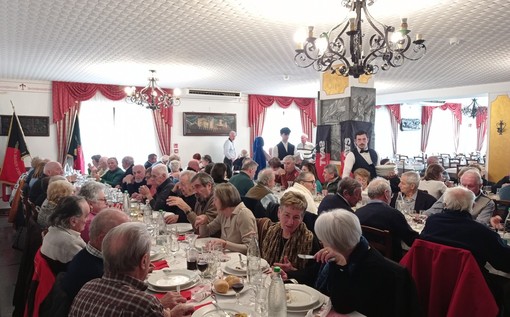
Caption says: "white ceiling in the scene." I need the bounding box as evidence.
[1,0,509,98]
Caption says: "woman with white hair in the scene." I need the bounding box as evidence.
[314,209,421,317]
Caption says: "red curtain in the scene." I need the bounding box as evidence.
[248,94,316,155]
[476,107,488,152]
[152,107,173,155]
[420,103,462,153]
[385,104,401,155]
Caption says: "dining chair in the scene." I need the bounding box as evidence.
[360,225,393,259]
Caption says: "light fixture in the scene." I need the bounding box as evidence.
[461,98,483,118]
[496,120,506,135]
[125,70,180,110]
[294,0,426,78]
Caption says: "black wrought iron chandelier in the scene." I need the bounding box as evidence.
[125,70,180,110]
[294,0,426,78]
[461,98,483,118]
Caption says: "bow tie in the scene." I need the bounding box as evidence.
[360,149,369,153]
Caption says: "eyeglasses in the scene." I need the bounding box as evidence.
[302,180,316,184]
[97,198,108,202]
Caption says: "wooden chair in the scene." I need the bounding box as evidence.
[449,158,461,168]
[361,225,393,259]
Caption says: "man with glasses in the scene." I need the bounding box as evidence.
[280,155,300,189]
[139,164,174,212]
[284,171,318,214]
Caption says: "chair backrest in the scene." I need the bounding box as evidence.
[400,239,498,317]
[241,196,267,218]
[255,217,272,248]
[25,248,56,317]
[265,202,280,222]
[360,225,393,259]
[498,185,510,200]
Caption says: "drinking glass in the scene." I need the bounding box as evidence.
[232,277,245,306]
[197,252,209,284]
[168,229,180,264]
[155,235,169,256]
[483,185,492,195]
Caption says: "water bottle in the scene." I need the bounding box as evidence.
[122,190,130,215]
[247,234,261,283]
[395,192,404,213]
[267,266,286,317]
[157,210,166,235]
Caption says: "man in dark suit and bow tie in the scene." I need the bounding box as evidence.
[342,130,379,179]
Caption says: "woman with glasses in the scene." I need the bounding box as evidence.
[78,181,107,242]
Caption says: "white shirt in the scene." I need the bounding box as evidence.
[223,138,236,160]
[342,147,378,178]
[283,182,318,214]
[296,142,315,160]
[272,141,289,159]
[418,179,447,199]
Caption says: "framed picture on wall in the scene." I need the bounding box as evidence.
[0,115,50,136]
[400,118,421,131]
[183,112,237,136]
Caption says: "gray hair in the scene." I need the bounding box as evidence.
[315,209,361,253]
[324,164,339,177]
[282,155,295,163]
[122,156,134,166]
[102,222,151,274]
[78,181,106,202]
[89,208,130,247]
[443,187,475,212]
[169,160,181,172]
[242,160,259,171]
[191,172,214,186]
[402,171,420,188]
[337,177,362,196]
[152,163,169,178]
[180,170,196,182]
[295,171,313,184]
[257,168,275,186]
[460,169,482,185]
[366,177,391,199]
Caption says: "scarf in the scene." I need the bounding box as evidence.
[262,222,313,270]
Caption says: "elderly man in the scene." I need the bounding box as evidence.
[318,177,362,214]
[228,160,258,196]
[323,164,341,195]
[246,168,279,209]
[124,164,147,198]
[117,156,135,188]
[144,153,158,169]
[69,222,194,317]
[342,130,379,179]
[284,172,318,214]
[424,169,494,226]
[139,164,174,211]
[62,208,130,301]
[223,130,237,178]
[296,133,315,162]
[165,170,197,224]
[390,171,436,212]
[78,181,108,242]
[420,187,510,314]
[355,177,419,261]
[272,127,295,160]
[280,155,300,189]
[100,157,124,187]
[28,161,64,206]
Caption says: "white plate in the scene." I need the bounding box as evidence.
[150,252,166,262]
[285,284,320,309]
[195,237,219,250]
[211,285,249,296]
[221,266,246,277]
[147,269,198,289]
[285,284,324,312]
[147,278,199,293]
[167,223,193,233]
[225,258,269,274]
[192,303,255,317]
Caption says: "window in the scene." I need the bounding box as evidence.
[261,103,303,154]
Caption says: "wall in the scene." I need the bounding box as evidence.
[487,94,510,183]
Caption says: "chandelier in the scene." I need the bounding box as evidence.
[461,98,483,118]
[294,0,426,78]
[125,70,180,110]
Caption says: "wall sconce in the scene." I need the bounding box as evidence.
[496,120,506,135]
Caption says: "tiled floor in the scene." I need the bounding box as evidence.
[0,211,22,317]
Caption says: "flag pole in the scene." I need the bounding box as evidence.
[9,100,31,160]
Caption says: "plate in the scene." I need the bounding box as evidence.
[192,303,255,317]
[150,252,166,262]
[147,269,198,290]
[285,284,324,312]
[221,266,246,277]
[225,258,269,274]
[147,278,199,293]
[285,284,320,309]
[195,237,219,250]
[167,223,193,233]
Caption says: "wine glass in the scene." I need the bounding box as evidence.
[232,277,245,306]
[168,230,180,264]
[197,252,209,284]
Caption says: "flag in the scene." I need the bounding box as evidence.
[0,112,30,184]
[67,115,85,174]
[315,125,331,183]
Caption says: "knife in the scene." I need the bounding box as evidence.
[238,254,246,267]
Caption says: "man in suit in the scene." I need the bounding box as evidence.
[355,177,419,261]
[319,177,362,214]
[272,127,295,160]
[342,130,379,179]
[390,171,437,211]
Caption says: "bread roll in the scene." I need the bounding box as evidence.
[224,275,241,288]
[213,279,229,294]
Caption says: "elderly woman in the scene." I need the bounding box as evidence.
[314,209,421,317]
[418,163,447,199]
[196,183,257,254]
[301,162,323,193]
[245,168,278,209]
[37,179,75,229]
[78,181,108,242]
[261,191,321,283]
[169,160,181,182]
[40,196,89,272]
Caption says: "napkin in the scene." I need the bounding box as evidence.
[152,290,192,300]
[151,260,169,270]
[305,296,332,317]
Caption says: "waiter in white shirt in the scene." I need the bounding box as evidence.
[342,130,379,179]
[223,130,237,178]
[272,127,295,160]
[296,133,315,162]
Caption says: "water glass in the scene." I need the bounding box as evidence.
[155,235,169,256]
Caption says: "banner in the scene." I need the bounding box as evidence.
[0,112,30,184]
[339,120,373,175]
[315,125,331,183]
[67,115,85,174]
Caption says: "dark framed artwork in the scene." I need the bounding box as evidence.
[400,118,421,131]
[183,112,237,136]
[0,115,50,136]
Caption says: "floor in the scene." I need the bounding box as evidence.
[0,210,22,317]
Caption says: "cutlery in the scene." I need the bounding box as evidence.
[298,254,315,260]
[238,254,245,268]
[210,293,232,317]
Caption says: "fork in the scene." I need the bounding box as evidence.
[238,254,245,268]
[210,293,231,317]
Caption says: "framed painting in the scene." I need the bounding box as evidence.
[400,118,421,131]
[183,112,237,136]
[0,115,50,136]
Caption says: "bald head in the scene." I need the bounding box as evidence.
[43,161,63,176]
[89,208,130,250]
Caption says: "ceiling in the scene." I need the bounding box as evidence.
[1,0,509,98]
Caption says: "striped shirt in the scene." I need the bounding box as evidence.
[69,272,163,317]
